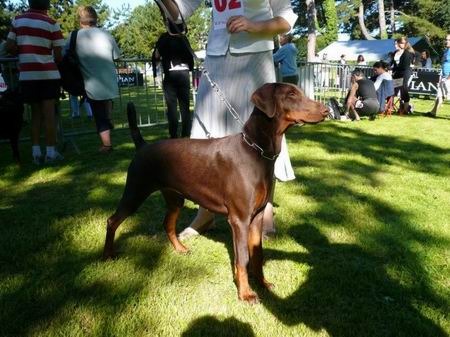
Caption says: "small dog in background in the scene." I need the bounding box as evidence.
[0,89,24,164]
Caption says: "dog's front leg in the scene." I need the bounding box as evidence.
[248,211,273,290]
[229,215,259,304]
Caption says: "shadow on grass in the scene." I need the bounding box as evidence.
[259,122,448,336]
[1,120,448,336]
[182,315,255,337]
[0,126,198,336]
[205,121,449,335]
[262,224,447,337]
[294,121,450,176]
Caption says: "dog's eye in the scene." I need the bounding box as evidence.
[288,92,296,97]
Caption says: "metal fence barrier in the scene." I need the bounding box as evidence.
[297,61,441,104]
[0,57,203,141]
[0,57,442,145]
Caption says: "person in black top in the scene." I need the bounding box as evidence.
[345,69,379,121]
[152,24,194,138]
[391,36,415,115]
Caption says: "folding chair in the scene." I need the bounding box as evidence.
[383,95,398,117]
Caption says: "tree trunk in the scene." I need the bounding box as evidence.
[378,0,388,39]
[390,0,395,36]
[306,0,317,61]
[358,1,376,40]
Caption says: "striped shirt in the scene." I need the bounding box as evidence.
[7,9,64,81]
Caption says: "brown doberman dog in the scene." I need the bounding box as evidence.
[103,83,328,303]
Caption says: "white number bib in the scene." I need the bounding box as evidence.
[212,0,244,30]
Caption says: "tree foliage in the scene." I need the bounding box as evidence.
[335,0,448,42]
[0,0,12,38]
[320,0,338,46]
[111,2,210,58]
[48,0,110,37]
[111,3,165,58]
[1,0,109,38]
[3,0,450,59]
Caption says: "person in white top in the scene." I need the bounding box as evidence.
[372,60,393,91]
[161,0,298,239]
[357,54,367,66]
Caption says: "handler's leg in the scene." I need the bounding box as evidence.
[178,206,215,240]
[262,179,276,237]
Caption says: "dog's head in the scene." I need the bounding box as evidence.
[251,83,328,130]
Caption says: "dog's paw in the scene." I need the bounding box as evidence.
[175,244,190,255]
[261,279,274,290]
[102,250,117,261]
[239,290,260,304]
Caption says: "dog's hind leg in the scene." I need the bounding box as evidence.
[248,211,273,290]
[161,189,188,253]
[103,174,154,260]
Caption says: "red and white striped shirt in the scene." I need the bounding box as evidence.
[7,9,64,81]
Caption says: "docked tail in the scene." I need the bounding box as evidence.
[127,102,146,150]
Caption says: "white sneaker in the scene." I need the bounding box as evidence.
[45,151,64,164]
[178,227,200,240]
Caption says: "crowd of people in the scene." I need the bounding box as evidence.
[333,35,450,121]
[4,0,120,164]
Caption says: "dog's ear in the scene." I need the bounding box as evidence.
[251,83,277,118]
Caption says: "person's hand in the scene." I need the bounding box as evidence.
[226,16,257,34]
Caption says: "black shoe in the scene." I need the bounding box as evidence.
[424,112,436,118]
[98,145,113,153]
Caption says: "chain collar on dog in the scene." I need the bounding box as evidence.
[242,132,279,161]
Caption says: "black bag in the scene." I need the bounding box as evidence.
[327,97,343,120]
[58,30,85,96]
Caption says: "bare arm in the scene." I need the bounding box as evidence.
[349,82,359,101]
[227,16,290,35]
[345,82,359,112]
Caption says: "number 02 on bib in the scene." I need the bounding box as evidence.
[213,0,245,30]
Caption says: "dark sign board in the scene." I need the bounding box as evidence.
[118,73,144,87]
[408,70,440,96]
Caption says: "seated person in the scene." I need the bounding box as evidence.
[372,60,393,91]
[345,70,379,121]
[372,60,394,113]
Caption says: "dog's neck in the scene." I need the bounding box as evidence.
[242,107,284,158]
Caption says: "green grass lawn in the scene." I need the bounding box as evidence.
[0,99,449,337]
